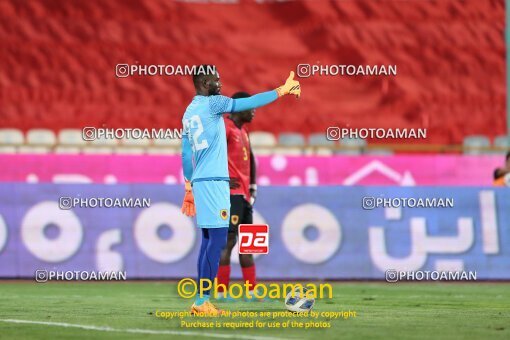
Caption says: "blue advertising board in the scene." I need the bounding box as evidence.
[0,184,508,279]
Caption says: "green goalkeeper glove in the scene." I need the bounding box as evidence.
[276,71,301,98]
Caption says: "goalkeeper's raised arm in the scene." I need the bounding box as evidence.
[195,69,301,117]
[228,71,301,112]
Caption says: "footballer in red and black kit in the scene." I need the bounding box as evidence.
[216,91,260,300]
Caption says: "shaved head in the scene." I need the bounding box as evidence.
[192,64,218,94]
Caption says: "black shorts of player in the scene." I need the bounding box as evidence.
[228,194,253,234]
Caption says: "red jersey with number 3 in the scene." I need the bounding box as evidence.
[225,117,251,202]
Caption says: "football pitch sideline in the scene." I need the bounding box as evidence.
[0,281,508,340]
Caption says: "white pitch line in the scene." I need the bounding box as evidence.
[0,319,287,340]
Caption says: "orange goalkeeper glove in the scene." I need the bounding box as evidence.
[276,71,301,98]
[181,181,196,217]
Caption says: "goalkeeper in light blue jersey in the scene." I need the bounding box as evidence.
[181,65,300,315]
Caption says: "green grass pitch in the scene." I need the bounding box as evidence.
[0,281,508,339]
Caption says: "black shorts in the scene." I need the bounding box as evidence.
[228,195,253,234]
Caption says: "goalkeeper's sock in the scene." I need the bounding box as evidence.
[241,265,257,292]
[197,229,210,283]
[198,228,228,296]
[216,265,231,293]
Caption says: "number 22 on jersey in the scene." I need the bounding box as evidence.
[184,115,209,151]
